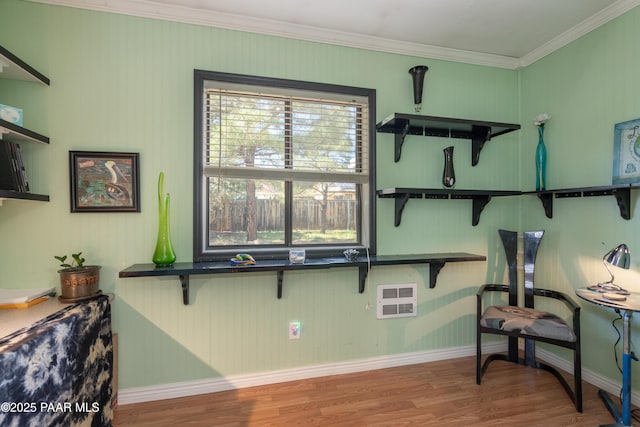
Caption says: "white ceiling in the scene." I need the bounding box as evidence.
[29,0,640,68]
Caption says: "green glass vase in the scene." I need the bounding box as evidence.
[152,172,176,266]
[535,125,547,191]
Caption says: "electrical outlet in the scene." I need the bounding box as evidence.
[289,321,301,340]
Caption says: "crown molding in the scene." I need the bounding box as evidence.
[25,0,640,70]
[26,0,520,69]
[519,0,640,68]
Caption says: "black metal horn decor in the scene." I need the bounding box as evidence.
[408,65,428,112]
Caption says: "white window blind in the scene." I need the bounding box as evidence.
[203,90,369,184]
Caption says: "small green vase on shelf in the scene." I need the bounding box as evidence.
[152,172,176,266]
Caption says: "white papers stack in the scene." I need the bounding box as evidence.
[0,287,56,305]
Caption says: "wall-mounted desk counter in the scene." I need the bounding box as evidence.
[119,252,486,305]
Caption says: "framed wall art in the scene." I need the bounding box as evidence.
[612,118,640,184]
[69,151,140,212]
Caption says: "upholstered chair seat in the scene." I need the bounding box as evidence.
[480,305,576,342]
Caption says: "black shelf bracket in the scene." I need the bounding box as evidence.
[277,271,284,299]
[278,268,367,298]
[394,193,412,226]
[429,261,445,288]
[612,187,632,220]
[179,275,189,305]
[359,266,368,293]
[472,196,492,226]
[471,125,491,166]
[537,192,554,218]
[394,119,410,162]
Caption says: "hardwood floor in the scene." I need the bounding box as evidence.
[115,356,625,426]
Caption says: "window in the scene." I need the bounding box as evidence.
[194,70,376,261]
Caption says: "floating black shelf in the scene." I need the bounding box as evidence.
[119,253,486,305]
[0,119,49,145]
[0,45,50,204]
[524,184,640,220]
[376,113,520,165]
[377,184,640,226]
[0,44,50,85]
[377,188,520,226]
[0,189,49,202]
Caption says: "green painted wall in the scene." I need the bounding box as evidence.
[4,0,635,393]
[519,7,640,384]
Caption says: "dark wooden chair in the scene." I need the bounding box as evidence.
[476,229,582,412]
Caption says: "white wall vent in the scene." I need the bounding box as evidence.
[376,283,417,319]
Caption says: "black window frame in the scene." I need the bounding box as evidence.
[193,69,376,262]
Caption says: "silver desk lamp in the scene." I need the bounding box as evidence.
[590,243,630,295]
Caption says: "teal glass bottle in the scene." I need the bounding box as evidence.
[535,125,547,191]
[153,172,177,266]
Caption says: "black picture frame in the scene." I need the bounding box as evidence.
[69,151,140,212]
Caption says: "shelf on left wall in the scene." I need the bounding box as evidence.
[0,45,50,204]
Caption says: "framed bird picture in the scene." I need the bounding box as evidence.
[69,151,140,212]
